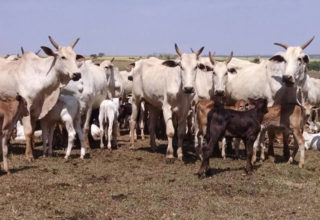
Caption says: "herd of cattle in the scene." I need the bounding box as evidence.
[0,36,320,179]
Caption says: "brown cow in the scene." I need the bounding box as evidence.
[194,99,252,159]
[252,103,307,168]
[0,95,28,173]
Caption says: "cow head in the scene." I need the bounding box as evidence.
[207,51,235,96]
[162,44,204,94]
[41,36,83,82]
[270,36,314,86]
[100,58,115,80]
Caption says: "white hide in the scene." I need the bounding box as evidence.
[40,95,85,159]
[98,98,120,149]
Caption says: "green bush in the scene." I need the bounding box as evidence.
[308,60,320,71]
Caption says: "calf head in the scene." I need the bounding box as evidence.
[207,51,235,96]
[270,36,314,86]
[16,94,29,117]
[41,36,84,83]
[100,58,115,80]
[162,44,204,94]
[249,98,268,115]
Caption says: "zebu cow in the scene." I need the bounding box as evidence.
[40,95,85,159]
[98,98,120,150]
[130,44,204,161]
[0,36,83,161]
[210,37,314,167]
[62,58,119,150]
[0,95,28,173]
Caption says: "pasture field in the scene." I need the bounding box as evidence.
[1,130,320,220]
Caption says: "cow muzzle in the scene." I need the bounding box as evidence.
[282,75,294,86]
[72,72,81,81]
[183,87,194,94]
[215,90,224,96]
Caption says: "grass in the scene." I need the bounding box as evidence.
[1,131,320,219]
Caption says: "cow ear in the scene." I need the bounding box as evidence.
[162,60,179,67]
[269,55,286,63]
[76,54,85,61]
[41,46,56,57]
[303,55,309,63]
[228,68,237,74]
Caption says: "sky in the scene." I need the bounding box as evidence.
[0,0,319,56]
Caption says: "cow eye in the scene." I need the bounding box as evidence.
[225,72,228,76]
[194,66,198,70]
[212,71,216,75]
[298,57,302,63]
[61,56,66,60]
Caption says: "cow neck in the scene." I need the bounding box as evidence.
[40,56,60,91]
[254,108,265,123]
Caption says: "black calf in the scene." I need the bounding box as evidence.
[198,99,268,178]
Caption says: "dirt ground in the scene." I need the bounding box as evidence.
[1,129,320,220]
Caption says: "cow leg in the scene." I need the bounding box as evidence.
[177,117,187,160]
[75,118,86,159]
[244,137,255,175]
[84,106,92,150]
[148,105,159,151]
[112,120,118,149]
[41,121,49,157]
[47,125,55,157]
[163,105,175,161]
[138,102,145,140]
[253,127,266,163]
[221,137,226,160]
[22,116,35,161]
[198,139,215,178]
[289,129,305,168]
[98,111,105,149]
[107,116,114,150]
[282,132,290,161]
[65,119,76,159]
[234,138,241,159]
[1,134,9,173]
[130,96,140,149]
[267,130,275,162]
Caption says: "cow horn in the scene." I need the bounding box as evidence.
[35,49,41,55]
[110,57,115,63]
[195,46,205,57]
[274,42,288,50]
[190,48,195,53]
[71,38,80,49]
[48,36,59,49]
[209,51,215,65]
[301,36,315,50]
[175,43,183,57]
[226,51,233,64]
[21,47,24,54]
[296,87,306,110]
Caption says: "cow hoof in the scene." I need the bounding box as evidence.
[80,155,84,160]
[141,136,145,140]
[288,157,294,164]
[246,170,253,175]
[26,156,34,162]
[64,156,69,160]
[177,154,183,161]
[150,146,157,152]
[129,145,136,150]
[268,156,275,163]
[165,157,175,164]
[198,172,206,179]
[298,163,304,168]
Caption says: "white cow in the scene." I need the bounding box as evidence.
[303,131,320,150]
[40,95,85,159]
[62,58,119,150]
[130,44,204,161]
[0,36,83,161]
[98,98,120,149]
[212,38,314,168]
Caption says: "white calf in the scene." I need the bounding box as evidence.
[303,131,320,150]
[40,95,85,159]
[99,98,120,149]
